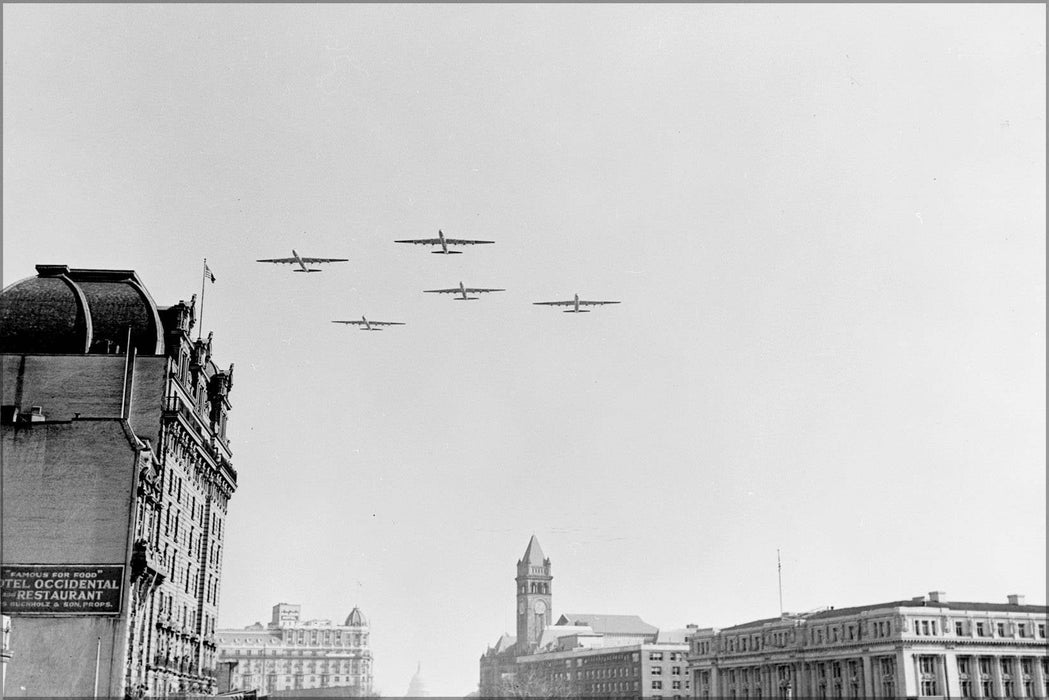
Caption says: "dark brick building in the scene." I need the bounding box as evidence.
[1,264,238,696]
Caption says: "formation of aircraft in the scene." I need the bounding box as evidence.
[395,229,494,255]
[256,250,348,273]
[256,232,620,331]
[424,281,505,301]
[331,316,405,331]
[533,294,621,313]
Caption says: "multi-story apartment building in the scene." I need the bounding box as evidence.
[217,603,373,696]
[687,591,1048,699]
[1,264,238,697]
[479,536,691,698]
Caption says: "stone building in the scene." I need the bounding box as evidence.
[0,264,238,696]
[479,536,690,698]
[217,603,373,696]
[687,591,1048,699]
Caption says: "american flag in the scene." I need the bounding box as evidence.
[204,260,216,283]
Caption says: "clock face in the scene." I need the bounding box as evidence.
[534,600,547,615]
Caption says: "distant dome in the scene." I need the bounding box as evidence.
[344,606,368,627]
[0,265,164,355]
[406,662,430,697]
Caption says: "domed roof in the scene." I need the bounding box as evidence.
[0,265,164,355]
[344,606,368,627]
[406,662,430,697]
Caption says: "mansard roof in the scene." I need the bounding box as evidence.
[0,265,164,355]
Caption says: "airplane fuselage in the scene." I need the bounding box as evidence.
[291,249,323,272]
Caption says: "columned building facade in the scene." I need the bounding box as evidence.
[687,592,1048,699]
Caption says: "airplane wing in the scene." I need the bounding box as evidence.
[425,287,504,294]
[578,300,620,306]
[533,301,576,306]
[332,320,366,325]
[395,239,442,245]
[364,321,405,326]
[443,238,494,246]
[298,257,348,263]
[257,258,298,264]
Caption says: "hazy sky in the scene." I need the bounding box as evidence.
[3,4,1045,696]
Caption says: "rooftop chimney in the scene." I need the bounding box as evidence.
[1007,594,1025,606]
[928,591,946,603]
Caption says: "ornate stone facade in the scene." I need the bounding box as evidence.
[1,265,238,697]
[687,592,1048,699]
[217,603,373,696]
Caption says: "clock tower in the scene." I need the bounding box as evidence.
[515,535,552,653]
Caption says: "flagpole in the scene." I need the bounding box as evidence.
[777,548,783,616]
[198,259,207,341]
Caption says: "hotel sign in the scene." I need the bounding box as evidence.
[1,564,124,615]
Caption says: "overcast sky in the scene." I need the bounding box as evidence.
[3,4,1045,696]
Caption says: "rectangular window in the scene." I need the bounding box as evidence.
[1039,623,1047,638]
[976,622,987,637]
[652,667,663,675]
[1018,623,1027,637]
[652,680,663,690]
[997,622,1006,637]
[955,621,965,636]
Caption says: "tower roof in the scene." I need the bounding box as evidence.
[344,606,368,627]
[0,265,164,355]
[521,534,546,564]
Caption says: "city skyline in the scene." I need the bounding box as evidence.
[3,4,1045,696]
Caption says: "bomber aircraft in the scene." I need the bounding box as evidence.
[256,250,349,272]
[533,294,621,313]
[331,316,405,331]
[395,229,494,254]
[424,281,505,301]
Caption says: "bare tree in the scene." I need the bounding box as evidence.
[496,666,577,698]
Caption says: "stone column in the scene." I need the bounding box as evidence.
[902,650,919,699]
[862,656,874,698]
[1031,655,1048,699]
[1016,656,1028,698]
[938,652,953,699]
[992,654,1005,699]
